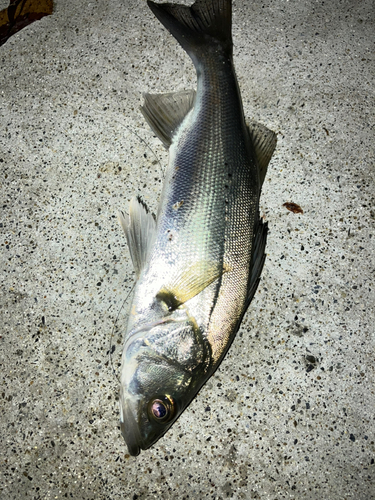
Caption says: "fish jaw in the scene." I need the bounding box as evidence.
[119,386,180,456]
[119,381,177,456]
[119,393,142,456]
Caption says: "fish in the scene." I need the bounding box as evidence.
[118,0,277,456]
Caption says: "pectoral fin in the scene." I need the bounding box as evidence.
[118,197,156,277]
[157,261,230,311]
[140,90,196,148]
[247,121,277,186]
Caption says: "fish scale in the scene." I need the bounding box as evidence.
[117,0,277,455]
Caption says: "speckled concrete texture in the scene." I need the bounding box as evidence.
[1,0,374,498]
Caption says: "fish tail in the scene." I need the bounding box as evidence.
[147,0,233,61]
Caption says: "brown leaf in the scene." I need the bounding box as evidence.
[283,202,304,214]
[0,0,53,47]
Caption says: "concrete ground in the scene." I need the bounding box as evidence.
[1,0,374,498]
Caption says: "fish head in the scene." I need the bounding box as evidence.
[119,313,208,455]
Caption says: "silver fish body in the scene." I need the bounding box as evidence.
[118,0,277,456]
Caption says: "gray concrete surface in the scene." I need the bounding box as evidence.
[1,0,374,498]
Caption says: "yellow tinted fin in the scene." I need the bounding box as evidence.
[157,261,230,311]
[247,120,277,186]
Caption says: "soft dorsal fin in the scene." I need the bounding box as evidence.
[140,90,196,148]
[247,121,277,186]
[157,261,230,311]
[117,197,156,277]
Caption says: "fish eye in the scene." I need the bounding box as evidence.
[147,396,175,424]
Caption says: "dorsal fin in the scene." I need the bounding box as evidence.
[247,121,277,186]
[140,90,196,148]
[117,197,156,277]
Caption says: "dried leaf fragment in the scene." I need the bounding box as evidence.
[0,0,53,46]
[283,202,304,214]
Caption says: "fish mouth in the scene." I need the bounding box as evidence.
[119,398,143,456]
[120,394,177,456]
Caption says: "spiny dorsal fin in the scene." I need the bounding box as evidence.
[247,121,277,186]
[157,261,230,311]
[117,197,156,277]
[140,90,196,148]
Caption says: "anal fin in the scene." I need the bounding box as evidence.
[246,218,268,307]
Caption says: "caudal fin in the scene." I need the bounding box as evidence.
[147,0,232,60]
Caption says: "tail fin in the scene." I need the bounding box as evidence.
[147,0,232,60]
